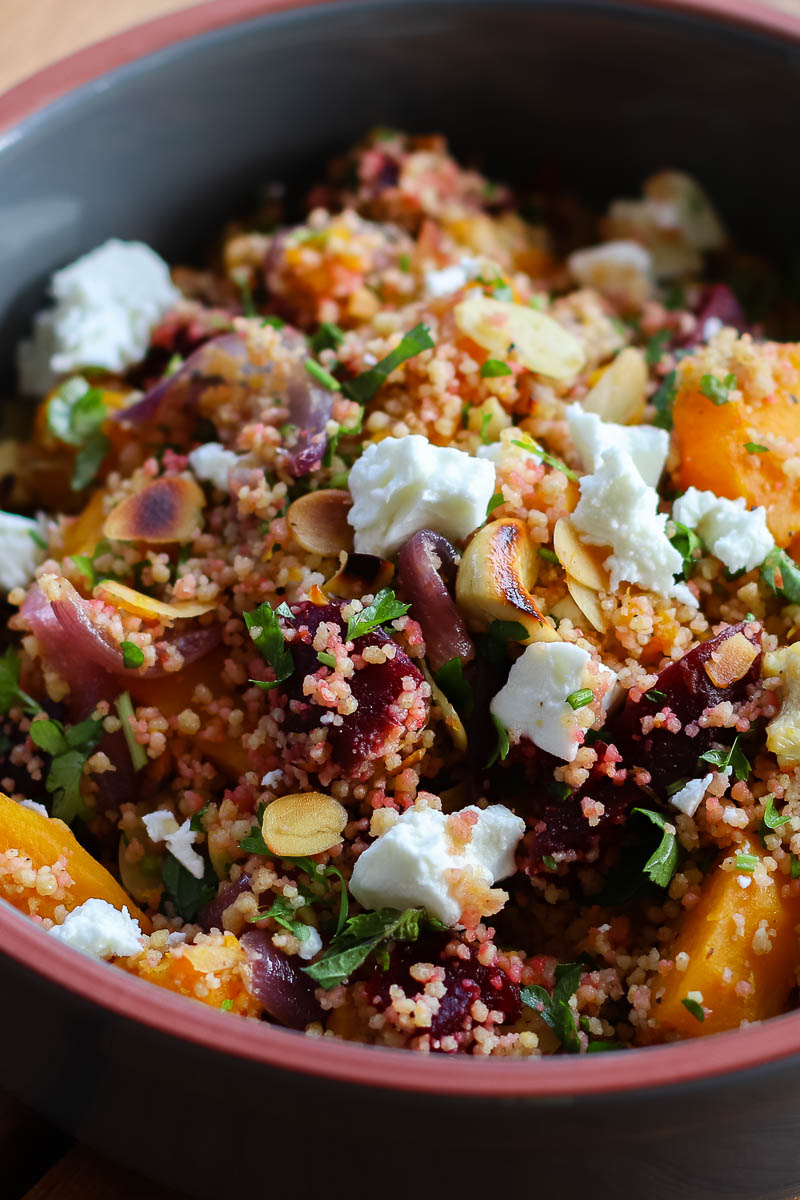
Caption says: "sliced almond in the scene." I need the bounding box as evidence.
[456,517,559,643]
[454,293,586,382]
[704,632,758,688]
[261,791,348,857]
[553,517,611,591]
[287,489,354,556]
[96,579,216,623]
[325,552,395,600]
[103,476,205,544]
[566,577,609,632]
[581,347,647,424]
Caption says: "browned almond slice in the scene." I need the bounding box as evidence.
[553,517,611,592]
[261,792,348,857]
[566,576,609,632]
[103,477,205,544]
[97,580,216,623]
[581,347,647,424]
[287,488,354,556]
[704,632,758,688]
[455,517,559,643]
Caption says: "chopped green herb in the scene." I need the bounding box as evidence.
[486,713,510,768]
[646,688,666,703]
[433,656,474,721]
[120,641,144,669]
[681,996,705,1023]
[652,370,677,431]
[480,359,512,378]
[342,323,434,405]
[520,961,583,1052]
[303,906,428,989]
[28,527,47,551]
[761,546,800,605]
[699,734,750,782]
[566,688,593,711]
[669,520,703,578]
[397,253,411,272]
[248,893,312,942]
[47,378,111,491]
[744,442,768,454]
[542,854,558,872]
[631,808,679,888]
[479,410,493,444]
[317,651,337,669]
[189,803,210,833]
[29,714,105,823]
[71,555,96,588]
[276,601,294,619]
[236,276,257,316]
[662,283,686,310]
[735,852,758,873]
[0,647,41,717]
[666,776,689,797]
[304,359,341,391]
[345,588,410,641]
[486,491,505,515]
[491,282,514,302]
[220,998,233,1012]
[114,691,147,772]
[528,293,547,312]
[760,795,791,844]
[700,372,738,406]
[791,854,800,880]
[260,315,285,329]
[587,1039,625,1053]
[165,353,184,377]
[511,434,578,480]
[645,329,671,365]
[538,547,560,565]
[244,602,294,690]
[161,853,216,923]
[309,321,345,355]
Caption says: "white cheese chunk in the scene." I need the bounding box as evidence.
[571,446,694,604]
[142,811,205,879]
[17,798,49,818]
[567,240,654,306]
[347,434,496,557]
[490,641,616,762]
[49,897,143,960]
[188,442,240,493]
[424,257,479,299]
[668,773,712,817]
[17,239,181,395]
[349,804,525,927]
[0,511,45,591]
[566,404,668,488]
[671,487,774,573]
[297,926,323,961]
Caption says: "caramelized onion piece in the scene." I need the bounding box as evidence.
[397,530,474,673]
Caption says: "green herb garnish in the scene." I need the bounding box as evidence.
[761,546,800,605]
[47,378,110,491]
[486,713,510,768]
[161,854,217,923]
[303,906,429,989]
[735,852,758,873]
[28,714,105,823]
[345,588,410,641]
[511,434,578,480]
[645,330,671,365]
[189,803,210,833]
[700,372,738,405]
[120,641,144,669]
[114,691,147,772]
[566,688,593,711]
[244,602,294,690]
[631,808,679,888]
[317,651,337,669]
[646,688,666,703]
[699,734,750,782]
[309,322,345,355]
[652,370,677,431]
[433,656,474,721]
[248,893,312,942]
[480,359,512,378]
[538,547,560,565]
[669,520,703,578]
[304,359,341,391]
[681,996,705,1022]
[342,323,434,405]
[542,855,558,871]
[760,795,791,844]
[486,492,505,515]
[744,442,768,454]
[520,961,583,1053]
[0,647,41,716]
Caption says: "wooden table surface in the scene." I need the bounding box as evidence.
[3,0,800,1195]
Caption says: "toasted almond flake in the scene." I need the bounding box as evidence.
[96,580,216,623]
[261,791,348,857]
[553,517,611,591]
[287,488,354,557]
[566,577,609,632]
[103,476,205,544]
[456,517,559,643]
[454,293,586,382]
[581,347,647,424]
[324,552,395,600]
[704,632,758,688]
[307,584,329,606]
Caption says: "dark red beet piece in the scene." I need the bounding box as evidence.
[198,875,252,933]
[283,601,425,772]
[396,530,474,674]
[362,939,521,1050]
[679,283,748,348]
[240,929,322,1029]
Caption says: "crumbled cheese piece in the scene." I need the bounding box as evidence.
[349,804,524,926]
[142,811,204,879]
[297,926,323,961]
[671,487,774,573]
[571,446,693,604]
[261,769,283,789]
[49,898,143,960]
[490,642,617,762]
[763,644,800,768]
[566,404,668,488]
[424,257,479,299]
[0,511,45,591]
[347,434,495,557]
[669,773,713,818]
[188,442,240,492]
[16,798,49,818]
[567,240,654,306]
[18,239,180,395]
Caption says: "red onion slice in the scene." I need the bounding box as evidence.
[396,530,475,673]
[240,929,322,1029]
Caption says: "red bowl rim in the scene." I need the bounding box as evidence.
[2,0,800,1098]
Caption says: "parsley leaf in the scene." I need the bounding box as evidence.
[120,641,144,669]
[29,714,105,823]
[511,434,578,480]
[645,330,671,365]
[345,588,410,641]
[189,803,209,833]
[669,520,703,578]
[745,442,768,454]
[433,657,474,721]
[309,321,344,355]
[248,893,312,942]
[303,906,428,989]
[47,379,110,491]
[538,547,560,565]
[699,734,750,782]
[0,647,41,716]
[480,359,512,378]
[482,618,529,669]
[520,961,583,1052]
[652,370,677,431]
[681,996,705,1023]
[244,602,294,690]
[342,323,434,405]
[161,854,217,922]
[700,372,738,406]
[761,546,800,605]
[760,795,791,843]
[631,808,679,888]
[487,491,505,515]
[486,713,510,768]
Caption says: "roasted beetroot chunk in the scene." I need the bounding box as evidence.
[362,939,521,1051]
[282,600,427,773]
[679,283,748,348]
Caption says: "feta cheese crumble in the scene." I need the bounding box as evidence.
[49,898,143,960]
[671,487,774,573]
[571,445,694,604]
[347,433,495,557]
[297,926,323,961]
[567,240,654,307]
[566,404,669,488]
[424,257,479,299]
[0,511,45,591]
[18,239,181,395]
[142,811,205,879]
[188,442,240,493]
[490,641,617,762]
[349,804,525,926]
[668,773,713,818]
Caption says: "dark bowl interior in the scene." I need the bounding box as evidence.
[2,3,800,1198]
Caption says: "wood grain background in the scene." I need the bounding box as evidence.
[1,0,800,1195]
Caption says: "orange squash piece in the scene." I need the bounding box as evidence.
[651,841,800,1038]
[673,341,800,547]
[127,932,260,1015]
[0,793,149,929]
